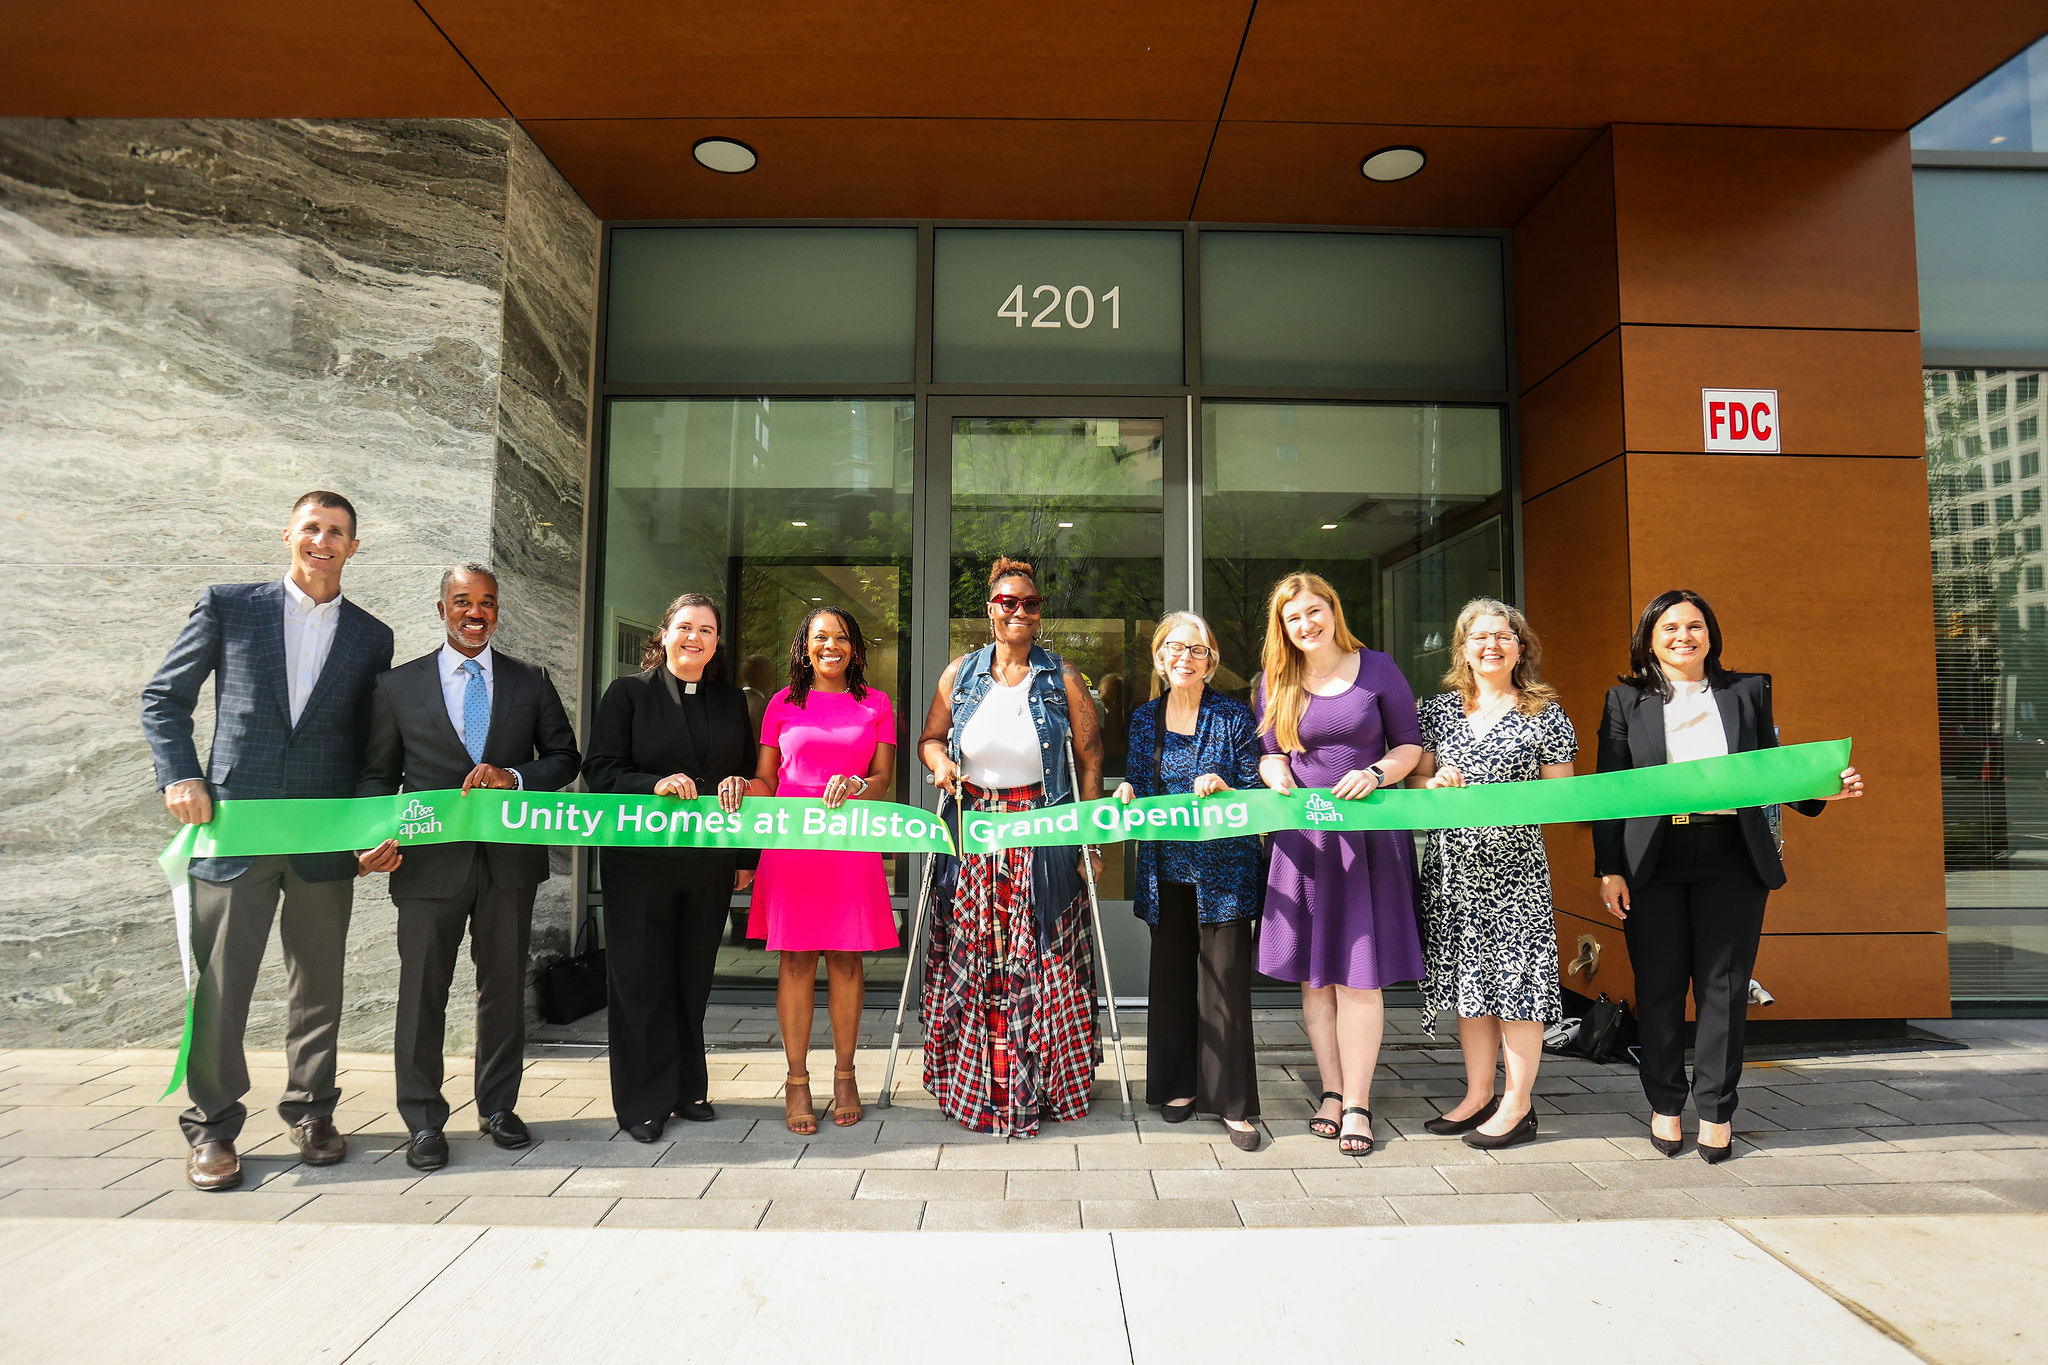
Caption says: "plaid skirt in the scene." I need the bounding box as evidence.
[922,781,1097,1137]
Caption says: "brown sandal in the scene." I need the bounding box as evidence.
[784,1074,818,1135]
[832,1067,863,1127]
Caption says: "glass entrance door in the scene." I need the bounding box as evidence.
[915,400,1191,999]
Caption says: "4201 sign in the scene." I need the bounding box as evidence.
[997,284,1122,330]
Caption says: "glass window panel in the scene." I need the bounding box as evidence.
[1914,170,2048,355]
[601,397,918,989]
[1912,35,2048,152]
[1200,402,1506,702]
[1927,367,2048,1004]
[605,228,916,384]
[932,230,1182,385]
[1200,233,1507,390]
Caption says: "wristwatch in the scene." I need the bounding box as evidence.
[848,775,869,795]
[1365,763,1389,788]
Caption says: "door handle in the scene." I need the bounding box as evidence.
[1567,934,1601,980]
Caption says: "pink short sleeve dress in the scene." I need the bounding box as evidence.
[744,686,901,952]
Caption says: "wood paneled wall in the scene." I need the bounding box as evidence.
[1514,125,1949,1020]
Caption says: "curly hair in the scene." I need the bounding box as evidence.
[640,592,730,683]
[786,606,869,707]
[1440,598,1559,716]
[988,556,1036,592]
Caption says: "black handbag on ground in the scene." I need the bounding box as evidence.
[541,913,607,1025]
[1567,992,1636,1064]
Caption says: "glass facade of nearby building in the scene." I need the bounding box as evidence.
[590,226,1511,995]
[1919,39,2048,1006]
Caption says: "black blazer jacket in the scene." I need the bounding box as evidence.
[356,648,582,900]
[583,667,756,866]
[1592,672,1825,890]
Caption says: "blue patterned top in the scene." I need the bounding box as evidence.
[1126,688,1265,925]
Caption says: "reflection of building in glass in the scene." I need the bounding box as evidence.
[1926,367,2048,875]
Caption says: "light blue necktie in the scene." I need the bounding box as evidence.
[461,659,489,763]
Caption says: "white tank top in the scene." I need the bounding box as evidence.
[958,677,1046,787]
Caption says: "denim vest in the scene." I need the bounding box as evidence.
[948,641,1075,806]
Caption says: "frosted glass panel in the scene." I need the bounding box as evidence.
[606,228,916,384]
[1916,170,2048,355]
[1201,233,1506,390]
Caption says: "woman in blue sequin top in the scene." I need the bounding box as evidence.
[1114,611,1265,1149]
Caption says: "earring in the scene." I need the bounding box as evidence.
[802,658,814,673]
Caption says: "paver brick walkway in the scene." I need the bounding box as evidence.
[4,1011,2044,1231]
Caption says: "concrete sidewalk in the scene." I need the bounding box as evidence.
[4,1013,2046,1361]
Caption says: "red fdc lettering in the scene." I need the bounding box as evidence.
[1728,403,1749,440]
[1750,402,1773,442]
[1709,401,1727,439]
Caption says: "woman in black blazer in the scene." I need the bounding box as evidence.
[583,592,757,1141]
[1594,589,1862,1162]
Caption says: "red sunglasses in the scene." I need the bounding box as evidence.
[989,594,1045,615]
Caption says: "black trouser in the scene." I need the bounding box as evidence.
[181,856,352,1147]
[1146,884,1260,1121]
[393,849,536,1135]
[602,850,736,1127]
[1622,820,1770,1125]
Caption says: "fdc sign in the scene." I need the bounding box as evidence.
[1701,388,1780,453]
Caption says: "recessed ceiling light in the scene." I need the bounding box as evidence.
[1058,521,1074,528]
[1361,146,1425,182]
[1321,523,1339,530]
[1991,135,2009,145]
[790,520,807,527]
[694,137,758,174]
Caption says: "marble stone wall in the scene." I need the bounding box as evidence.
[0,118,599,1052]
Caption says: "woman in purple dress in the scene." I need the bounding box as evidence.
[1256,571,1427,1155]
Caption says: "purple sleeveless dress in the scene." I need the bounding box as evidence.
[1256,650,1428,990]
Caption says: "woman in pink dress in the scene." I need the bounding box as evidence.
[736,607,898,1133]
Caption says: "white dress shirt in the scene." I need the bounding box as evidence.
[281,576,342,727]
[439,642,521,786]
[1664,678,1734,814]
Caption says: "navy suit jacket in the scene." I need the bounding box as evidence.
[355,648,581,900]
[141,580,395,882]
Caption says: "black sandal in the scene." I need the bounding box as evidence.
[1308,1091,1342,1139]
[1339,1106,1374,1156]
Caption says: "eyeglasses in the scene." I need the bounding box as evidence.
[989,594,1045,615]
[1466,632,1518,647]
[1160,643,1215,661]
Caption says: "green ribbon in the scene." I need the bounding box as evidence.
[960,739,1852,852]
[155,740,1849,1097]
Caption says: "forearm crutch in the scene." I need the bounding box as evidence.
[876,785,948,1109]
[1068,735,1135,1120]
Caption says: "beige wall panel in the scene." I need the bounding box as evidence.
[1625,453,1944,935]
[1611,126,1920,333]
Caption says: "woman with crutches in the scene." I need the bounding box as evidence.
[913,557,1104,1136]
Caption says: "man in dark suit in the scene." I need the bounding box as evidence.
[142,491,396,1191]
[355,563,580,1171]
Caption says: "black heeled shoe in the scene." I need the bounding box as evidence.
[1338,1106,1374,1156]
[622,1118,665,1143]
[1308,1091,1342,1139]
[1423,1096,1500,1136]
[1698,1139,1734,1164]
[1649,1112,1684,1156]
[1462,1107,1539,1150]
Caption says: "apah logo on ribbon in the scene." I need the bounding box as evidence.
[1304,793,1343,826]
[398,798,442,839]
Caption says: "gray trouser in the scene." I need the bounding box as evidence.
[394,850,536,1135]
[180,855,352,1147]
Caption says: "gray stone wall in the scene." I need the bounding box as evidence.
[0,118,598,1051]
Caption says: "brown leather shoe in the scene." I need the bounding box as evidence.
[187,1140,242,1191]
[287,1116,347,1166]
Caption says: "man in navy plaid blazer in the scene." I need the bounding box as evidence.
[141,491,395,1191]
